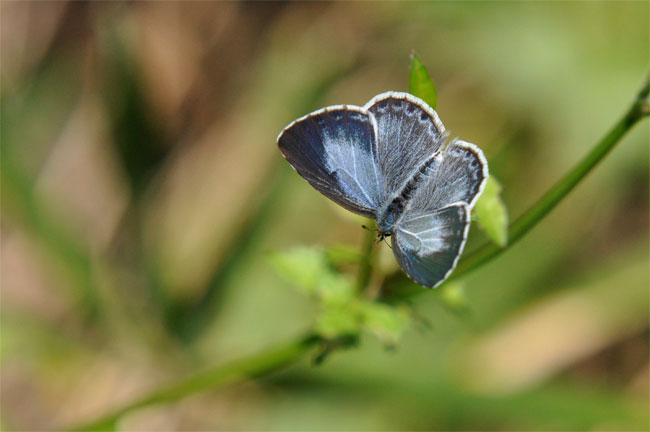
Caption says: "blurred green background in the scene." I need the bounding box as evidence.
[1,2,648,430]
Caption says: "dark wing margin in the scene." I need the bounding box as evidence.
[364,91,446,194]
[277,105,384,217]
[392,203,470,288]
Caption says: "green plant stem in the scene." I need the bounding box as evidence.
[356,219,377,293]
[69,76,649,430]
[447,75,649,283]
[69,333,320,431]
[383,74,649,302]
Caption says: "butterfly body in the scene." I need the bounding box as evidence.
[277,92,488,288]
[376,150,443,235]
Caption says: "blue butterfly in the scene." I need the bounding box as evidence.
[277,92,488,288]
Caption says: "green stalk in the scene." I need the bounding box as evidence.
[380,74,649,302]
[356,219,377,294]
[68,333,320,431]
[448,75,649,282]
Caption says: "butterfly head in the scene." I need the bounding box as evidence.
[376,230,391,242]
[362,223,391,245]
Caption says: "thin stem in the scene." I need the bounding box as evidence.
[450,75,649,281]
[384,74,649,301]
[68,333,320,431]
[356,219,377,293]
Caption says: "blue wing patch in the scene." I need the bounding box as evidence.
[278,106,384,217]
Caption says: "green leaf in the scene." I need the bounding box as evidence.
[315,305,361,338]
[359,301,410,346]
[409,52,437,109]
[318,272,355,306]
[269,247,321,295]
[325,244,362,266]
[474,176,509,247]
[269,247,354,305]
[437,281,471,315]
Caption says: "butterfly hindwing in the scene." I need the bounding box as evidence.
[406,140,488,216]
[277,106,385,217]
[392,139,488,287]
[392,203,470,288]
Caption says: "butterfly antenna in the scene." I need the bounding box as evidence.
[362,224,378,232]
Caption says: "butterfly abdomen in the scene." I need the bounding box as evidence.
[377,153,441,232]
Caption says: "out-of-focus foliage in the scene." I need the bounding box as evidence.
[270,247,409,345]
[1,2,648,431]
[437,281,471,316]
[475,176,509,247]
[270,247,354,305]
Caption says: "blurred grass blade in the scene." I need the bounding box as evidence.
[455,248,649,394]
[98,18,171,196]
[474,176,509,247]
[409,52,437,109]
[1,155,99,317]
[1,56,99,317]
[289,370,648,430]
[96,17,177,329]
[172,62,364,342]
[68,333,320,431]
[166,162,293,340]
[1,57,81,178]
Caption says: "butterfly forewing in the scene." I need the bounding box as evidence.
[365,92,446,194]
[278,107,385,217]
[393,203,470,288]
